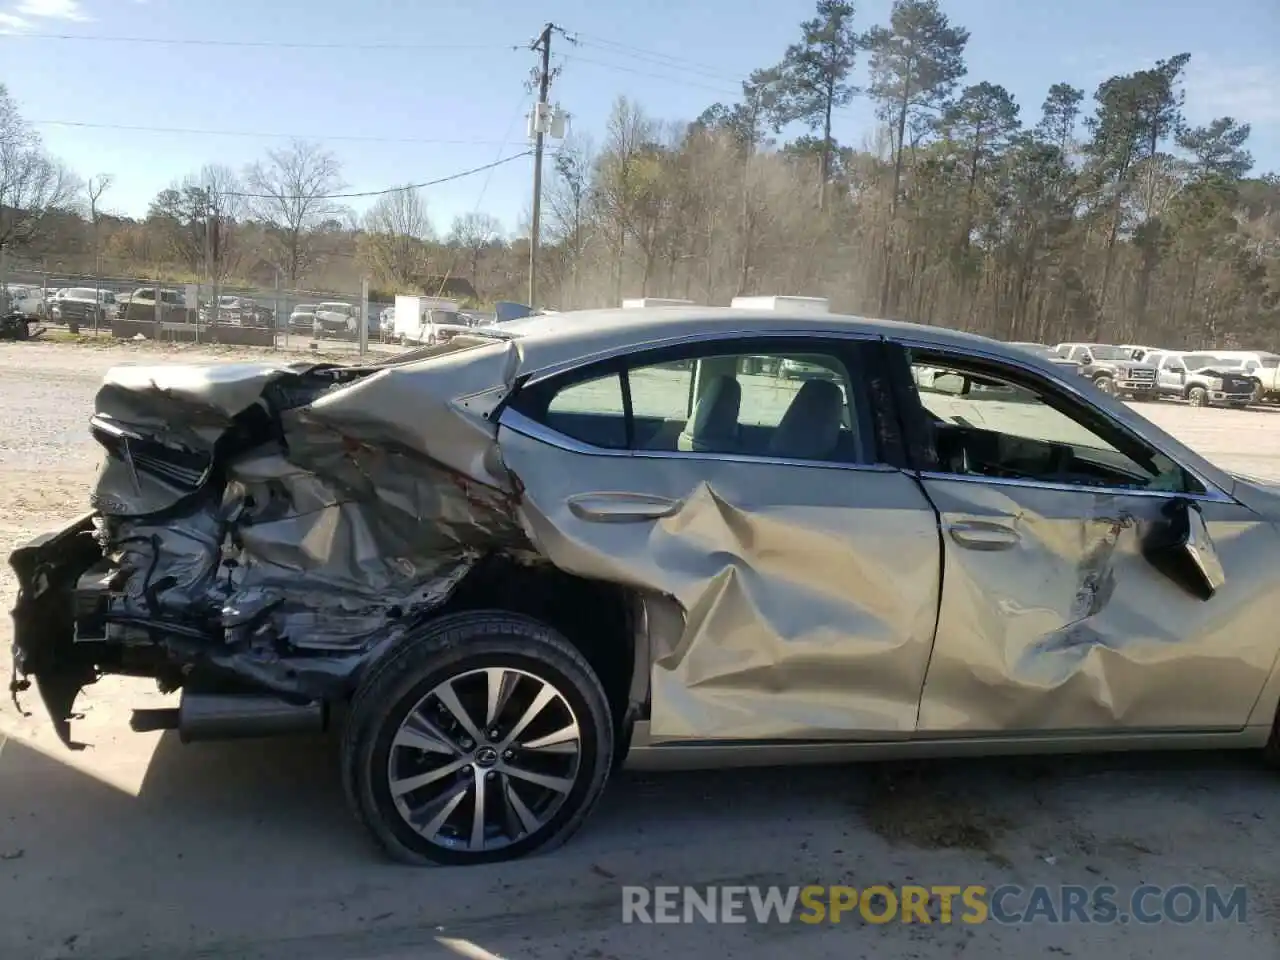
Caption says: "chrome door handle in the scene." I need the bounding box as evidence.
[947,519,1020,551]
[566,493,681,523]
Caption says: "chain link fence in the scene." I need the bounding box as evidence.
[3,263,401,355]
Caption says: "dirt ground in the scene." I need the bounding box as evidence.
[1,341,1278,960]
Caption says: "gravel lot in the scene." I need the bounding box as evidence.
[1,341,1278,960]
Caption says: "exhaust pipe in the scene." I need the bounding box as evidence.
[130,693,326,742]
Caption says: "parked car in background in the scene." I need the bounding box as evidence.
[1203,351,1280,403]
[120,287,185,322]
[1119,345,1161,363]
[51,287,116,328]
[4,285,46,318]
[1053,343,1158,399]
[289,304,319,333]
[199,296,274,327]
[1146,351,1254,408]
[15,301,1280,868]
[313,301,359,337]
[1007,342,1084,374]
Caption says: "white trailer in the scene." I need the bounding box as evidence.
[730,295,829,313]
[393,295,462,345]
[620,298,696,309]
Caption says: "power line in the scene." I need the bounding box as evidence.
[568,33,749,85]
[556,52,743,99]
[222,152,532,201]
[0,31,516,51]
[28,118,519,145]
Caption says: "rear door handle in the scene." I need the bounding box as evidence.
[566,492,681,523]
[947,519,1020,551]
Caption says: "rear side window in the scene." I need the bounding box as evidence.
[543,372,627,450]
[512,342,869,465]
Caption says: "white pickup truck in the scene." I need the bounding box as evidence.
[1145,350,1254,408]
[1203,351,1280,403]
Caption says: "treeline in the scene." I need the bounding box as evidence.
[0,84,527,304]
[2,0,1278,345]
[538,0,1280,348]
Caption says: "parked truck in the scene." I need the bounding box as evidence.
[1052,342,1159,399]
[1200,351,1280,403]
[1145,351,1254,408]
[392,295,466,345]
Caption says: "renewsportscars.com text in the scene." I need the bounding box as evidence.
[621,884,1249,925]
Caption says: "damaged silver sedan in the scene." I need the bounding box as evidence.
[11,305,1280,865]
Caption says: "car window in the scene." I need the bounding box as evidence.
[1262,356,1280,369]
[517,344,865,464]
[544,372,627,449]
[909,356,1194,493]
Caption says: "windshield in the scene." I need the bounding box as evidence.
[1183,354,1219,369]
[1088,346,1130,361]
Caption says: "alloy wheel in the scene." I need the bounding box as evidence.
[385,667,582,854]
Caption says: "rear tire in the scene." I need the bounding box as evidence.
[342,611,614,866]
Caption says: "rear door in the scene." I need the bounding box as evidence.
[497,336,944,743]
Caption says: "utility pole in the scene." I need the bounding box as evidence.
[528,22,553,309]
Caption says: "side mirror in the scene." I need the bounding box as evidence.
[932,372,970,396]
[1080,353,1093,365]
[1141,498,1225,600]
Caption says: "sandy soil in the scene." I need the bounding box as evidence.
[0,341,1278,960]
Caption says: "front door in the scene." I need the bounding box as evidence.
[899,350,1280,735]
[497,337,944,743]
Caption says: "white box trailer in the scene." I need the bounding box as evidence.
[730,295,829,313]
[393,295,462,345]
[620,298,696,309]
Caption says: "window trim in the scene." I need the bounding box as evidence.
[500,407,902,475]
[887,339,1234,504]
[505,334,881,468]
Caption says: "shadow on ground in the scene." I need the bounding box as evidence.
[1,725,1276,960]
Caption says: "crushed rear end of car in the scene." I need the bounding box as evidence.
[8,337,530,746]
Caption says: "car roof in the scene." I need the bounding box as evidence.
[506,306,1040,376]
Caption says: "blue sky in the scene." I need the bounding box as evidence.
[1,0,1277,236]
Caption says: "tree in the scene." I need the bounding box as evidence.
[547,136,595,306]
[358,186,434,290]
[0,83,79,288]
[84,173,113,280]
[1084,54,1191,332]
[863,0,970,312]
[1036,83,1084,153]
[1178,117,1253,181]
[448,212,503,292]
[694,68,785,156]
[941,82,1021,254]
[772,0,860,208]
[146,165,245,281]
[243,140,344,287]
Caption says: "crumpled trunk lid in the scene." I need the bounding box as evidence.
[80,340,528,695]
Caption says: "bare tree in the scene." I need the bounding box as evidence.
[546,135,595,306]
[0,83,79,295]
[243,140,344,287]
[84,173,113,270]
[448,211,503,291]
[359,186,434,290]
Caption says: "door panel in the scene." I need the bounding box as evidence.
[498,416,943,742]
[916,477,1280,734]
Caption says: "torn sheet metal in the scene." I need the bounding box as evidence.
[85,342,526,698]
[498,419,943,742]
[915,479,1280,733]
